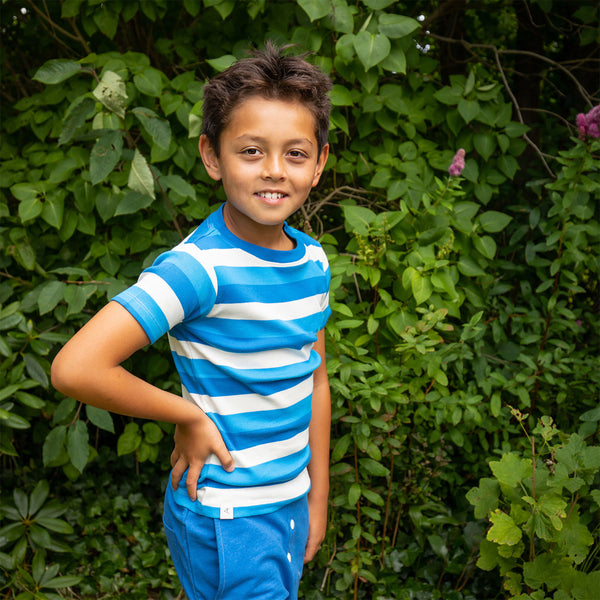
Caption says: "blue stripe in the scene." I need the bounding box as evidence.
[180,372,310,398]
[172,313,324,350]
[217,276,326,304]
[172,351,321,385]
[200,447,310,487]
[209,395,312,451]
[112,288,169,344]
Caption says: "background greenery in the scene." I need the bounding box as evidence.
[1,1,599,599]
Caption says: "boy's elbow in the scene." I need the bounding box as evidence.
[51,349,80,397]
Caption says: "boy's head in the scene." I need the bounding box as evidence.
[201,42,332,158]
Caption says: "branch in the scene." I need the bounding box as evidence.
[25,0,91,54]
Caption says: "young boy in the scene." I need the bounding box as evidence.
[51,43,332,599]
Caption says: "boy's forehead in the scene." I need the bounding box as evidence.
[224,96,318,140]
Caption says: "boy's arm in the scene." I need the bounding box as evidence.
[304,328,331,564]
[51,301,233,499]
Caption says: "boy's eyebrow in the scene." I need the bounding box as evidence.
[234,134,314,146]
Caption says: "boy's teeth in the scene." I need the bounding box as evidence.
[260,192,284,199]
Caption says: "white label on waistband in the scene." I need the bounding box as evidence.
[220,505,234,520]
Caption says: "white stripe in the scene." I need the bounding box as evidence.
[174,244,218,291]
[206,294,324,321]
[305,244,329,271]
[183,377,313,415]
[205,429,309,469]
[171,338,313,369]
[180,246,312,269]
[136,272,184,328]
[197,469,310,509]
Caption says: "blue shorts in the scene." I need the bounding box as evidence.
[163,483,309,600]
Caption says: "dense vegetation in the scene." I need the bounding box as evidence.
[1,1,599,599]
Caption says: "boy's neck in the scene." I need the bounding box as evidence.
[222,203,296,251]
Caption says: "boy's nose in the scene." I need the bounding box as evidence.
[261,155,285,180]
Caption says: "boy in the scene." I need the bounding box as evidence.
[51,43,332,599]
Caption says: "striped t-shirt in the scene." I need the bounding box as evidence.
[113,205,331,518]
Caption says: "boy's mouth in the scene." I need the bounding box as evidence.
[257,192,286,200]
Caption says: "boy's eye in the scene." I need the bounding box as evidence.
[288,150,307,158]
[242,148,260,156]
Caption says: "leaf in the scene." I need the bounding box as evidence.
[33,59,81,84]
[128,149,155,199]
[132,107,172,150]
[342,204,376,236]
[466,478,500,518]
[473,132,496,161]
[67,420,89,473]
[86,405,115,433]
[360,458,390,477]
[90,130,123,185]
[348,483,361,506]
[29,480,50,516]
[118,422,142,455]
[489,453,532,487]
[458,98,480,123]
[59,96,96,146]
[115,190,154,216]
[353,31,391,71]
[41,194,64,229]
[43,425,67,466]
[330,84,354,107]
[487,509,522,546]
[298,0,331,21]
[206,54,237,72]
[24,354,49,388]
[93,70,127,118]
[478,210,513,233]
[473,234,497,259]
[133,67,163,97]
[38,280,66,315]
[377,14,420,38]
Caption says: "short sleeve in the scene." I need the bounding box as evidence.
[112,248,217,344]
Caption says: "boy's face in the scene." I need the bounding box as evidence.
[199,96,329,249]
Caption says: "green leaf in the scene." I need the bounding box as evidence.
[41,194,64,229]
[473,132,496,161]
[330,84,354,107]
[298,0,331,21]
[115,190,154,216]
[490,453,532,487]
[353,31,391,70]
[478,210,513,233]
[90,130,123,185]
[86,405,115,433]
[133,67,163,97]
[132,107,172,150]
[360,458,390,477]
[498,154,519,179]
[93,70,127,118]
[118,422,142,455]
[466,478,500,518]
[377,14,420,38]
[44,575,83,589]
[473,234,497,259]
[29,481,50,516]
[343,205,376,236]
[59,96,96,146]
[142,422,163,444]
[43,425,67,466]
[348,483,361,506]
[487,509,522,546]
[24,354,49,388]
[458,98,480,123]
[128,149,155,199]
[38,281,66,315]
[33,59,81,84]
[67,420,89,473]
[206,54,237,72]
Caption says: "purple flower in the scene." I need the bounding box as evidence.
[576,105,600,139]
[449,148,466,176]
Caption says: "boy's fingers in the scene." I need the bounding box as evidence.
[186,463,202,501]
[215,443,235,472]
[170,456,186,491]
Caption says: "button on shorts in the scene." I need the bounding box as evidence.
[163,482,309,600]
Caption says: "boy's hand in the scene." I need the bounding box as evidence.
[170,412,234,501]
[304,493,328,564]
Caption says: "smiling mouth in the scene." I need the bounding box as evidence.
[256,192,286,200]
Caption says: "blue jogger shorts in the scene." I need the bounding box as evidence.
[163,482,309,600]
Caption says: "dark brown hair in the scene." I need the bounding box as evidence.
[201,42,332,157]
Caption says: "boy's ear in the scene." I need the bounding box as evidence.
[311,143,329,188]
[199,135,222,181]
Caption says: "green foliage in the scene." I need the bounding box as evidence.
[468,410,600,599]
[1,1,598,599]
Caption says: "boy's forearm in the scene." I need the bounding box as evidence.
[51,302,202,426]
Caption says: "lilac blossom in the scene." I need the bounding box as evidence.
[576,105,600,139]
[448,148,466,176]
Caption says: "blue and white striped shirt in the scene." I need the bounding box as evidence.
[113,205,331,518]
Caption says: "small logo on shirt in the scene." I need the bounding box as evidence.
[220,505,234,520]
